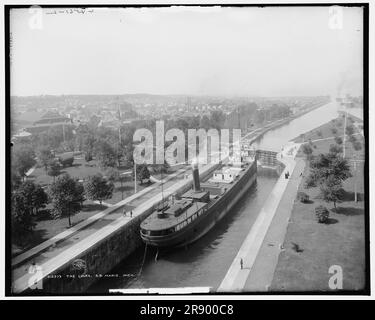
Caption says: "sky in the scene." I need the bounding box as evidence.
[10,6,363,97]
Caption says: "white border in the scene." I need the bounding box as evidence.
[0,0,373,300]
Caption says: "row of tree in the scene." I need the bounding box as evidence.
[11,173,116,244]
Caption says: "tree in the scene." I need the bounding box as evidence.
[31,184,49,215]
[81,133,96,162]
[315,205,330,223]
[348,134,357,143]
[352,141,362,151]
[297,192,309,203]
[12,145,36,180]
[334,136,343,145]
[319,176,344,210]
[16,181,48,215]
[11,171,22,191]
[11,181,48,242]
[309,152,351,184]
[105,167,120,182]
[105,167,125,200]
[345,125,354,136]
[84,174,114,205]
[48,174,85,227]
[210,110,226,130]
[37,147,53,172]
[302,144,313,159]
[94,140,117,168]
[134,164,151,184]
[47,159,61,182]
[199,115,211,130]
[11,192,35,241]
[329,144,343,155]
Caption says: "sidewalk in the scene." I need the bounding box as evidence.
[244,159,304,291]
[217,143,302,292]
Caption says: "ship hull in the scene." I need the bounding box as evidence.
[140,162,257,248]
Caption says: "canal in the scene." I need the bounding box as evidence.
[89,100,340,292]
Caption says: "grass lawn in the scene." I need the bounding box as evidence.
[28,157,111,186]
[27,156,151,204]
[270,116,366,292]
[12,200,106,257]
[293,113,361,144]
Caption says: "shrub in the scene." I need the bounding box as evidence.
[297,192,310,203]
[329,144,343,155]
[84,152,93,162]
[331,127,337,135]
[302,144,313,159]
[352,141,362,151]
[334,136,343,145]
[346,125,354,136]
[315,205,329,223]
[348,134,357,143]
[316,130,323,137]
[304,174,317,188]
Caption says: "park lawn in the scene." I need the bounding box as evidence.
[296,134,365,162]
[270,131,366,292]
[28,157,106,186]
[12,200,106,257]
[104,179,149,204]
[27,156,151,204]
[293,113,360,143]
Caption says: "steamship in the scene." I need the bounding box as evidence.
[140,159,257,248]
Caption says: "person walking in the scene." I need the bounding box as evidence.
[240,258,243,270]
[130,211,133,218]
[123,209,126,216]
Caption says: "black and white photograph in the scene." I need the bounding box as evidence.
[2,1,371,301]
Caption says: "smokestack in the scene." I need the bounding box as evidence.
[191,161,200,192]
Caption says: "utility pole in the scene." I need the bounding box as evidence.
[134,162,137,193]
[62,122,66,143]
[354,160,357,202]
[343,104,348,158]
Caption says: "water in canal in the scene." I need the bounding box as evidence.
[253,101,340,151]
[89,100,340,292]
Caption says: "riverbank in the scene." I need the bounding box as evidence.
[244,100,331,145]
[270,118,366,291]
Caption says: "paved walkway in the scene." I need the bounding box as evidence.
[244,158,304,291]
[217,142,302,292]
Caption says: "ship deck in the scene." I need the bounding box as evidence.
[141,161,255,232]
[141,201,207,231]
